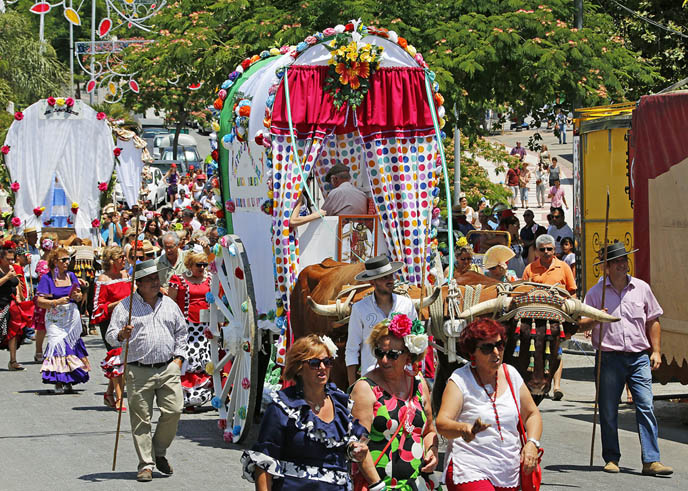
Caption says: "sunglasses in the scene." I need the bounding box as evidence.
[539,247,554,252]
[374,347,405,360]
[477,339,505,355]
[59,257,70,263]
[303,357,335,369]
[552,215,563,219]
[195,263,208,268]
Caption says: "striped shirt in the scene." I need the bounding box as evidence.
[106,292,188,364]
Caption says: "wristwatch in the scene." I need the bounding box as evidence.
[527,437,541,449]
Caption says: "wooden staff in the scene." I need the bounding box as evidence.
[590,188,610,466]
[418,208,431,320]
[112,207,142,471]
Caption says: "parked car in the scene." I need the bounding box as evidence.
[114,166,168,208]
[141,126,169,151]
[152,133,197,159]
[159,146,202,171]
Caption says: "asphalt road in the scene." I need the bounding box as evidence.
[1,334,686,490]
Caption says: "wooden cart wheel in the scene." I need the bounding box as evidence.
[207,235,261,444]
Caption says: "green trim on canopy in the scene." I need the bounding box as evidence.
[218,57,275,234]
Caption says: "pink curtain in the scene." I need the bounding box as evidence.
[271,66,436,140]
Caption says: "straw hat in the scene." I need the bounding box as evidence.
[134,259,167,280]
[483,245,515,270]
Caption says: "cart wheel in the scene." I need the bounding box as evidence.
[207,235,261,444]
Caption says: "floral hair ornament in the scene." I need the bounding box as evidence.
[387,313,429,355]
[320,335,338,358]
[41,238,54,251]
[2,240,17,249]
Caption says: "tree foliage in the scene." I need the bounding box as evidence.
[121,0,661,138]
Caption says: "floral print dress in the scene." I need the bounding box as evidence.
[362,375,439,490]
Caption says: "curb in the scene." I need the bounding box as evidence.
[562,336,595,355]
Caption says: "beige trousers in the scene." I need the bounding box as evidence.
[126,361,183,471]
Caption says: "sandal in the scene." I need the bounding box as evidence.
[34,353,44,363]
[104,393,116,408]
[115,398,127,413]
[8,360,25,371]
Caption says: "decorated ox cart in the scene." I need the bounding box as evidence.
[203,21,453,443]
[201,20,617,443]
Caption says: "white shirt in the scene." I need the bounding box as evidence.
[547,223,573,254]
[443,364,523,488]
[189,218,202,231]
[345,293,417,375]
[106,293,188,364]
[322,181,368,216]
[173,197,192,209]
[192,182,204,201]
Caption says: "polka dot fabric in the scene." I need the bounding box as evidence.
[364,136,440,285]
[316,133,365,196]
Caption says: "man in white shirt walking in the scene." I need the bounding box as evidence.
[107,260,188,482]
[345,255,417,385]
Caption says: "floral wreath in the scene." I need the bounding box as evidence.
[385,313,428,355]
[324,35,384,110]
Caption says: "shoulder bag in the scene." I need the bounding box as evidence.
[503,364,543,491]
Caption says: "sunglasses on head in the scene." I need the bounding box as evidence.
[539,247,554,252]
[195,263,208,268]
[374,347,405,360]
[303,357,335,369]
[477,339,505,355]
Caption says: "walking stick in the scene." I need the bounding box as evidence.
[112,208,142,471]
[589,188,610,466]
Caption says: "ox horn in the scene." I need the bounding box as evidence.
[307,291,355,319]
[458,296,513,320]
[563,298,620,323]
[413,286,441,311]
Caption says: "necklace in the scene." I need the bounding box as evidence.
[473,368,504,441]
[305,394,327,414]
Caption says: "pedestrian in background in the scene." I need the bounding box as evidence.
[437,318,542,491]
[580,243,673,476]
[556,109,567,145]
[535,161,549,208]
[518,163,530,209]
[106,259,187,482]
[505,164,520,210]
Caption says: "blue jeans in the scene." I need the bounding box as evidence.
[597,351,661,464]
[558,122,567,144]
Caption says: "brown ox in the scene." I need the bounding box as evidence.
[290,259,437,388]
[430,273,617,407]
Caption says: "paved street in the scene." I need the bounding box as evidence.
[1,334,686,490]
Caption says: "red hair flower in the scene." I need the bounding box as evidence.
[2,240,17,249]
[10,181,20,192]
[14,111,23,121]
[96,112,106,121]
[389,314,413,338]
[113,147,122,157]
[11,217,21,227]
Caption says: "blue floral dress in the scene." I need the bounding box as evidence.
[242,383,367,490]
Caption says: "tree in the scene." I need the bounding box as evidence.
[120,2,224,157]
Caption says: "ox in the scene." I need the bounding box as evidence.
[289,259,438,388]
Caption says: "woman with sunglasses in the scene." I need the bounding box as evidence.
[436,319,542,491]
[91,245,131,410]
[36,248,90,394]
[0,242,27,370]
[168,249,212,409]
[242,334,368,490]
[350,314,439,490]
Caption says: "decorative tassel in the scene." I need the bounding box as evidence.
[560,327,566,339]
[544,358,550,375]
[557,345,563,359]
[515,319,521,335]
[528,355,535,372]
[529,338,536,352]
[545,320,552,337]
[513,338,520,357]
[545,339,551,355]
[530,319,536,336]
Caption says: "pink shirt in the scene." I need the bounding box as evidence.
[549,185,565,207]
[583,275,663,352]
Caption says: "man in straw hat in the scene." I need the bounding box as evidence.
[345,255,417,385]
[579,242,672,476]
[482,244,518,282]
[106,259,188,482]
[322,163,368,216]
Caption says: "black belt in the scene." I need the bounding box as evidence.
[130,359,173,369]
